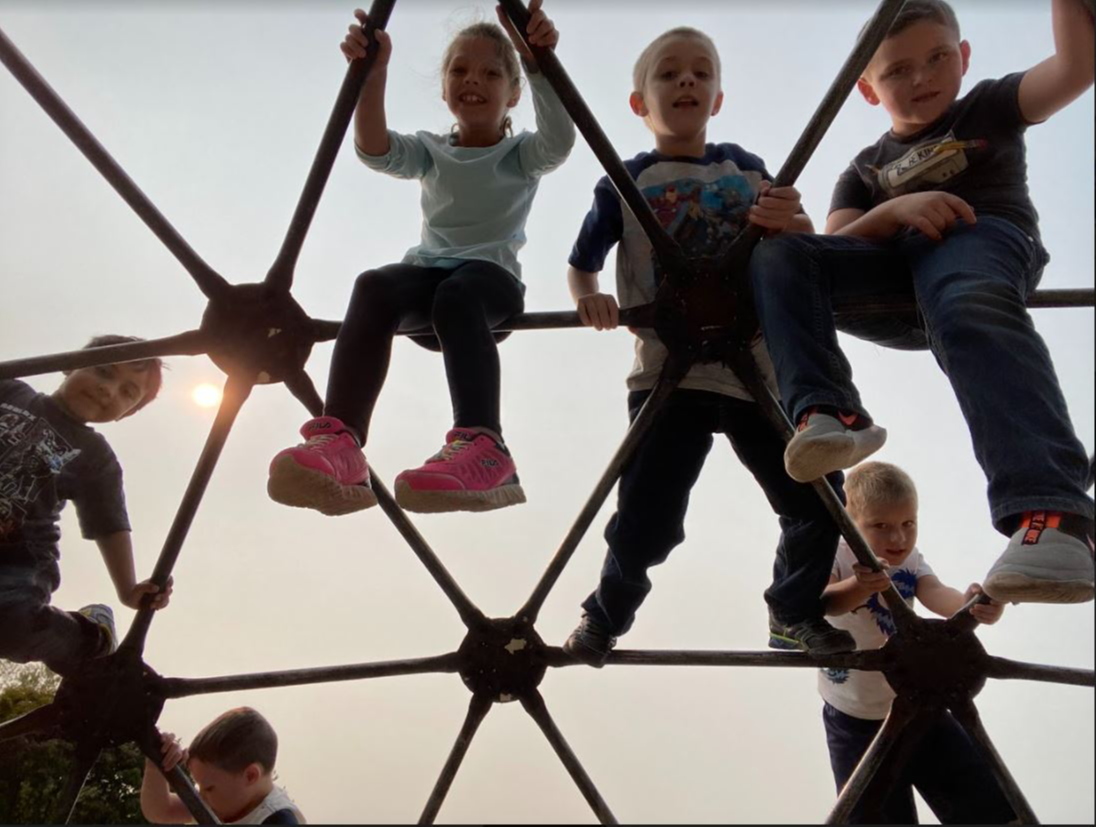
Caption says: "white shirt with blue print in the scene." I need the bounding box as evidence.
[569,143,780,401]
[818,540,935,721]
[356,71,574,283]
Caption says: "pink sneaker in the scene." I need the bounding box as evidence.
[394,429,527,513]
[267,416,376,516]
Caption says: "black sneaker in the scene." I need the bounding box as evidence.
[768,612,855,656]
[563,614,617,668]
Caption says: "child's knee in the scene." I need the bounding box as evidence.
[749,236,807,291]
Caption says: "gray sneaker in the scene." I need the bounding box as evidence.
[769,612,856,656]
[77,604,118,656]
[983,516,1095,604]
[563,614,617,668]
[784,410,887,483]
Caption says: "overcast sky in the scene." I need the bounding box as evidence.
[1,1,1093,823]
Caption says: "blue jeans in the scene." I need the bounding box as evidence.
[0,565,101,676]
[582,389,844,636]
[750,218,1094,533]
[822,702,1015,824]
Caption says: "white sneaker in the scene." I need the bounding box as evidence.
[983,513,1095,604]
[784,409,887,483]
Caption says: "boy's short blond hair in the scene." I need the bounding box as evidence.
[845,462,918,515]
[632,27,721,93]
[188,707,278,774]
[859,0,960,43]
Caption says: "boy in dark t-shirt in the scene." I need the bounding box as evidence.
[748,0,1095,605]
[0,336,172,675]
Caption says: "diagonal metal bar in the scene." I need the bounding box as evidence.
[372,474,485,628]
[0,331,210,382]
[950,697,1039,824]
[161,652,462,698]
[729,349,918,631]
[520,689,618,825]
[284,368,325,418]
[983,656,1095,688]
[138,729,220,825]
[825,698,919,825]
[0,701,63,745]
[121,373,255,655]
[496,0,686,273]
[418,693,493,825]
[519,351,692,624]
[265,0,397,293]
[717,0,908,280]
[51,737,101,825]
[0,27,229,301]
[601,647,886,672]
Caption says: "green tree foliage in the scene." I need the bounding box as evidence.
[0,662,147,824]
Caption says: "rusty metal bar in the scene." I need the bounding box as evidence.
[521,689,618,825]
[729,349,918,631]
[139,730,220,825]
[825,700,918,825]
[161,652,461,698]
[372,474,486,629]
[265,0,397,293]
[418,693,493,825]
[603,648,886,671]
[0,331,209,382]
[716,0,908,281]
[0,702,62,744]
[52,738,100,825]
[984,656,1095,688]
[495,0,685,274]
[519,352,691,624]
[950,698,1039,824]
[120,374,255,655]
[0,28,229,301]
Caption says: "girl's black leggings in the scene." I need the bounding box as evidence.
[324,260,524,444]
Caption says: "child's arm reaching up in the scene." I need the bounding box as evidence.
[823,565,891,616]
[916,576,1004,624]
[96,531,172,611]
[141,732,193,824]
[342,8,393,157]
[1017,0,1096,125]
[569,267,619,331]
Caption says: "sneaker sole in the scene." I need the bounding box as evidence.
[768,630,856,656]
[785,429,886,483]
[982,573,1095,605]
[394,481,526,514]
[562,639,610,668]
[268,456,376,516]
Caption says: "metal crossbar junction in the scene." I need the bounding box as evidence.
[0,1,1094,823]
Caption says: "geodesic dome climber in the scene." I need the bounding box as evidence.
[1,0,1095,822]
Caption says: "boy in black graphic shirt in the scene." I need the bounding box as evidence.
[749,0,1095,605]
[0,336,172,675]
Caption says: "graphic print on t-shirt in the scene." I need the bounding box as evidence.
[0,403,80,540]
[643,173,755,286]
[874,131,988,198]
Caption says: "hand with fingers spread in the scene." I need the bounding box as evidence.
[496,0,559,69]
[340,8,392,68]
[749,182,803,234]
[963,582,1005,625]
[886,190,977,241]
[576,292,619,331]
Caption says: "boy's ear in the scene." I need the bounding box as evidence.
[857,77,881,106]
[711,90,725,117]
[244,763,263,785]
[629,91,649,118]
[959,40,971,76]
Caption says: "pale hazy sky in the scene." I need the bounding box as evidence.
[1,1,1094,823]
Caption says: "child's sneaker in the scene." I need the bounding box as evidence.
[768,611,856,656]
[394,429,526,513]
[983,511,1095,604]
[268,416,376,516]
[77,604,118,656]
[784,408,887,483]
[562,614,617,668]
